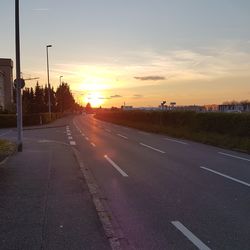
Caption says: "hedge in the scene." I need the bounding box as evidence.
[95,110,250,152]
[0,113,63,128]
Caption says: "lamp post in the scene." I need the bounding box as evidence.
[46,45,52,119]
[15,0,23,152]
[60,75,63,85]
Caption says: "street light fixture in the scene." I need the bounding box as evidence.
[46,44,52,119]
[60,75,63,85]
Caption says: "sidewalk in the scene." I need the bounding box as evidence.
[0,136,111,249]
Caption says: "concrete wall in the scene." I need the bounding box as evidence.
[0,59,13,111]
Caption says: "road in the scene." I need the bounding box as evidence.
[1,114,250,249]
[71,114,249,250]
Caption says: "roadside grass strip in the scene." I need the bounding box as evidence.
[139,143,165,154]
[201,166,250,187]
[104,155,128,177]
[218,152,250,162]
[171,221,211,250]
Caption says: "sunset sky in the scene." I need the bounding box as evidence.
[1,0,250,107]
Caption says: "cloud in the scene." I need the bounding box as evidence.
[110,94,122,98]
[133,94,144,99]
[98,97,111,100]
[134,76,165,81]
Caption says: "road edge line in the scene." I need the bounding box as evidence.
[72,147,131,250]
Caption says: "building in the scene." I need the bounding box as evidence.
[219,104,250,113]
[0,58,14,111]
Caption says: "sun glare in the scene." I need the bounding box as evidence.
[84,92,105,107]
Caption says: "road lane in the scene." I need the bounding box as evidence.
[73,115,250,249]
[90,116,250,184]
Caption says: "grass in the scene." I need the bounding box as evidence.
[0,139,16,162]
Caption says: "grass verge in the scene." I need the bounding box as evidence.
[0,139,16,164]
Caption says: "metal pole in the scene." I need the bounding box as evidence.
[46,45,52,119]
[60,75,63,85]
[15,0,23,152]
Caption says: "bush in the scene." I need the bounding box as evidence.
[0,113,64,128]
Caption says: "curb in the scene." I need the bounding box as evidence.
[72,147,132,250]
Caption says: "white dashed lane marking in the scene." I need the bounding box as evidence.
[104,155,128,177]
[139,143,165,154]
[70,141,76,145]
[117,134,128,139]
[164,138,188,145]
[171,221,211,250]
[218,152,250,162]
[201,166,250,187]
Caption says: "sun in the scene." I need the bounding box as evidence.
[84,92,105,107]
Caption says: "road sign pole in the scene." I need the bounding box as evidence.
[15,0,23,152]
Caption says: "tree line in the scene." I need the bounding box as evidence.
[13,82,82,114]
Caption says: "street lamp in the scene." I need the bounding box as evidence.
[46,44,52,118]
[15,0,23,152]
[60,75,63,85]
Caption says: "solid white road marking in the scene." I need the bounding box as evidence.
[117,134,128,139]
[140,143,165,154]
[218,152,250,162]
[171,221,211,250]
[164,138,188,145]
[68,136,73,140]
[104,155,128,177]
[70,141,76,145]
[91,142,96,147]
[201,166,250,187]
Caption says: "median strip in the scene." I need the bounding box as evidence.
[171,221,211,250]
[139,143,165,154]
[218,152,250,162]
[200,166,250,187]
[104,155,128,177]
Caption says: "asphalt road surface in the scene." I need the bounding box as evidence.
[1,114,250,249]
[71,114,249,250]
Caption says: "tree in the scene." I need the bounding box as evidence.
[34,82,45,113]
[56,82,75,113]
[85,102,93,114]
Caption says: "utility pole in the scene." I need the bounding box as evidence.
[60,75,63,85]
[46,45,52,120]
[15,0,23,152]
